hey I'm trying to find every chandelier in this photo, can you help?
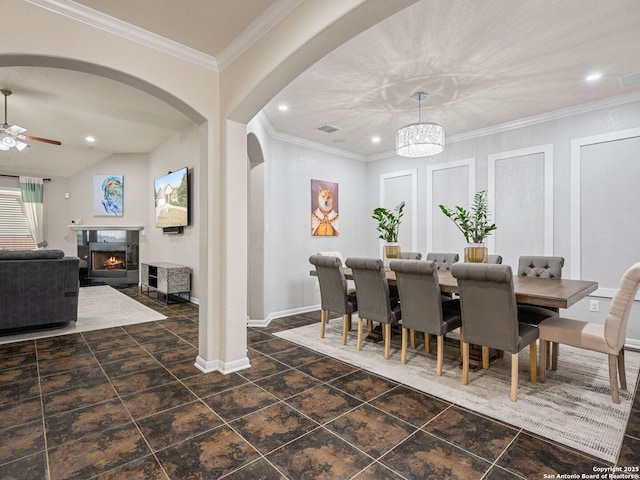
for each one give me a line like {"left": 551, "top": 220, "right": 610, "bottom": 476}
{"left": 396, "top": 92, "right": 444, "bottom": 157}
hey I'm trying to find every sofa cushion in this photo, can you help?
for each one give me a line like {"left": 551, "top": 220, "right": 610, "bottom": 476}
{"left": 0, "top": 249, "right": 65, "bottom": 260}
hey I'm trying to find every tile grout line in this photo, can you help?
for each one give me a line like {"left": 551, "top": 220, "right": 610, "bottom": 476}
{"left": 34, "top": 339, "right": 52, "bottom": 480}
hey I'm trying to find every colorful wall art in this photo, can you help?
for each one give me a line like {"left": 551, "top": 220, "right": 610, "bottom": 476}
{"left": 93, "top": 175, "right": 123, "bottom": 216}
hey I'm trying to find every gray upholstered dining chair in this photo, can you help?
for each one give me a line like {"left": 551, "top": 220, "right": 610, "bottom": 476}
{"left": 518, "top": 256, "right": 564, "bottom": 279}
{"left": 317, "top": 251, "right": 355, "bottom": 291}
{"left": 486, "top": 254, "right": 503, "bottom": 264}
{"left": 517, "top": 255, "right": 566, "bottom": 364}
{"left": 390, "top": 259, "right": 462, "bottom": 375}
{"left": 345, "top": 257, "right": 402, "bottom": 360}
{"left": 317, "top": 250, "right": 345, "bottom": 266}
{"left": 426, "top": 252, "right": 459, "bottom": 270}
{"left": 309, "top": 254, "right": 357, "bottom": 345}
{"left": 451, "top": 263, "right": 550, "bottom": 401}
{"left": 538, "top": 262, "right": 640, "bottom": 404}
{"left": 399, "top": 251, "right": 423, "bottom": 260}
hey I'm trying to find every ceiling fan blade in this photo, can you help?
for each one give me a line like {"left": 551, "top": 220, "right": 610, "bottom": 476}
{"left": 6, "top": 124, "right": 26, "bottom": 135}
{"left": 23, "top": 134, "right": 62, "bottom": 146}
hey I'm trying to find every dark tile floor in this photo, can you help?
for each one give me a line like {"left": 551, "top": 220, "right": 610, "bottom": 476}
{"left": 0, "top": 286, "right": 639, "bottom": 479}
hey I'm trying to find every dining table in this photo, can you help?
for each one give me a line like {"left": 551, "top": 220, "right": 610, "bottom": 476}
{"left": 311, "top": 267, "right": 598, "bottom": 309}
{"left": 311, "top": 265, "right": 599, "bottom": 368}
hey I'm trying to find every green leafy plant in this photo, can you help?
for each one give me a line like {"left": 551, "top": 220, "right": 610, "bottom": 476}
{"left": 372, "top": 201, "right": 405, "bottom": 243}
{"left": 439, "top": 190, "right": 496, "bottom": 244}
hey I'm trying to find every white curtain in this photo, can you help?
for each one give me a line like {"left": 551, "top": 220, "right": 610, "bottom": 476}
{"left": 19, "top": 176, "right": 45, "bottom": 248}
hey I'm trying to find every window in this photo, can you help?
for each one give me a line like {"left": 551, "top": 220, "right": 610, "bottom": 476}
{"left": 0, "top": 187, "right": 36, "bottom": 250}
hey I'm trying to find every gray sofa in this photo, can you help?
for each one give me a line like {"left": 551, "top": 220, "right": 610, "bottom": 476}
{"left": 0, "top": 249, "right": 80, "bottom": 332}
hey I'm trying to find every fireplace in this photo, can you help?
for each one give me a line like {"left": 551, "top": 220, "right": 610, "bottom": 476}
{"left": 75, "top": 227, "right": 140, "bottom": 286}
{"left": 91, "top": 250, "right": 126, "bottom": 271}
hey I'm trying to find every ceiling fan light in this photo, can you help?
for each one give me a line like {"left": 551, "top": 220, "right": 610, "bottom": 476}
{"left": 15, "top": 140, "right": 28, "bottom": 151}
{"left": 2, "top": 135, "right": 16, "bottom": 148}
{"left": 396, "top": 122, "right": 445, "bottom": 157}
{"left": 0, "top": 141, "right": 8, "bottom": 151}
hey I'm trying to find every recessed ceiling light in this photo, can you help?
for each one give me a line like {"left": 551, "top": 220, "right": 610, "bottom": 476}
{"left": 86, "top": 136, "right": 95, "bottom": 142}
{"left": 586, "top": 72, "right": 602, "bottom": 82}
{"left": 278, "top": 104, "right": 288, "bottom": 111}
{"left": 372, "top": 136, "right": 381, "bottom": 143}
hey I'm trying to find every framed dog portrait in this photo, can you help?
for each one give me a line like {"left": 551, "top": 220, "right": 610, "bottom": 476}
{"left": 311, "top": 179, "right": 339, "bottom": 236}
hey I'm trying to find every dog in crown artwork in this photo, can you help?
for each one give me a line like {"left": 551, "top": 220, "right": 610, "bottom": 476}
{"left": 311, "top": 181, "right": 339, "bottom": 236}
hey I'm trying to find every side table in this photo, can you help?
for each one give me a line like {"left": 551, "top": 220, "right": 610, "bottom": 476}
{"left": 140, "top": 262, "right": 191, "bottom": 303}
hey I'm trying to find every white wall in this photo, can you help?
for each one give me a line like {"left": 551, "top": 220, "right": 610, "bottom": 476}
{"left": 248, "top": 118, "right": 370, "bottom": 321}
{"left": 364, "top": 98, "right": 640, "bottom": 345}
{"left": 42, "top": 153, "right": 150, "bottom": 259}
{"left": 147, "top": 124, "right": 201, "bottom": 301}
{"left": 30, "top": 124, "right": 201, "bottom": 300}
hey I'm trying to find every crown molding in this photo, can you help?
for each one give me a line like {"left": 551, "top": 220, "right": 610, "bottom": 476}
{"left": 255, "top": 111, "right": 366, "bottom": 161}
{"left": 370, "top": 91, "right": 640, "bottom": 161}
{"left": 25, "top": 0, "right": 219, "bottom": 71}
{"left": 26, "top": 0, "right": 304, "bottom": 73}
{"left": 216, "top": 0, "right": 305, "bottom": 70}
{"left": 445, "top": 90, "right": 640, "bottom": 145}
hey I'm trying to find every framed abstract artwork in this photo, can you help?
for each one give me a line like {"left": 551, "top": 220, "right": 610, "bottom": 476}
{"left": 311, "top": 179, "right": 339, "bottom": 236}
{"left": 93, "top": 175, "right": 123, "bottom": 216}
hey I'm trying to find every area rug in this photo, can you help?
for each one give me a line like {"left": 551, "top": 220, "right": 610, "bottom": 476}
{"left": 0, "top": 286, "right": 167, "bottom": 344}
{"left": 276, "top": 321, "right": 640, "bottom": 463}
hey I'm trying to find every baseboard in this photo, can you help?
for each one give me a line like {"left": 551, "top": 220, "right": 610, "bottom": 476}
{"left": 626, "top": 338, "right": 640, "bottom": 352}
{"left": 194, "top": 355, "right": 251, "bottom": 374}
{"left": 247, "top": 304, "right": 320, "bottom": 327}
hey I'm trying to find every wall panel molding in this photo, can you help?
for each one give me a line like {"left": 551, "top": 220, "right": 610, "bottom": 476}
{"left": 426, "top": 158, "right": 476, "bottom": 253}
{"left": 380, "top": 169, "right": 418, "bottom": 255}
{"left": 570, "top": 127, "right": 640, "bottom": 296}
{"left": 487, "top": 145, "right": 553, "bottom": 260}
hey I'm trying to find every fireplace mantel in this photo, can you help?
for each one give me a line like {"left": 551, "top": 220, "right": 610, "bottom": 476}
{"left": 68, "top": 225, "right": 144, "bottom": 231}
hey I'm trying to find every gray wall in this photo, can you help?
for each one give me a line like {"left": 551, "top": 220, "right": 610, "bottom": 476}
{"left": 255, "top": 97, "right": 640, "bottom": 345}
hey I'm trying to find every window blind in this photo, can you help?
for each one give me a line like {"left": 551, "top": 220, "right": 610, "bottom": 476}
{"left": 0, "top": 187, "right": 36, "bottom": 250}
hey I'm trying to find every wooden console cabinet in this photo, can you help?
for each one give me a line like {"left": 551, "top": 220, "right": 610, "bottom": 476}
{"left": 140, "top": 262, "right": 191, "bottom": 303}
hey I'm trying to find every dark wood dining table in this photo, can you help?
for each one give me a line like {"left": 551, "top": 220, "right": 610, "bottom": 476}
{"left": 312, "top": 267, "right": 598, "bottom": 309}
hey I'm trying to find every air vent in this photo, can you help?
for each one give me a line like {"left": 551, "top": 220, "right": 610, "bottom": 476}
{"left": 619, "top": 72, "right": 640, "bottom": 89}
{"left": 318, "top": 125, "right": 340, "bottom": 133}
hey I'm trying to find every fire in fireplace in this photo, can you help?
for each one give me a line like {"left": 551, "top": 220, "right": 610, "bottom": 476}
{"left": 92, "top": 251, "right": 126, "bottom": 271}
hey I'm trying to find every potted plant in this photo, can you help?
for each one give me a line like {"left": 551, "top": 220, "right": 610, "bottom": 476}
{"left": 439, "top": 190, "right": 496, "bottom": 263}
{"left": 372, "top": 201, "right": 405, "bottom": 262}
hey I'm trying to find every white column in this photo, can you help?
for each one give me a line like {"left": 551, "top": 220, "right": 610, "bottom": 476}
{"left": 195, "top": 119, "right": 249, "bottom": 373}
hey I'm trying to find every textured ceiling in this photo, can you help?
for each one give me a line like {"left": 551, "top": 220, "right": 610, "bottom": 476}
{"left": 262, "top": 0, "right": 640, "bottom": 157}
{"left": 2, "top": 0, "right": 640, "bottom": 177}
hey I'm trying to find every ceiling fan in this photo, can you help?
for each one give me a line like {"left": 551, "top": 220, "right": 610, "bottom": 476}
{"left": 0, "top": 89, "right": 62, "bottom": 151}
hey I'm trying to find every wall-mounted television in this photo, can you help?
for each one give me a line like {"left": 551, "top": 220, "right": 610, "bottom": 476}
{"left": 154, "top": 167, "right": 189, "bottom": 232}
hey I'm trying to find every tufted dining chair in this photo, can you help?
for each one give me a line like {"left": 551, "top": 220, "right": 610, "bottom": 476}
{"left": 345, "top": 257, "right": 402, "bottom": 360}
{"left": 517, "top": 255, "right": 566, "bottom": 364}
{"left": 426, "top": 252, "right": 460, "bottom": 270}
{"left": 452, "top": 263, "right": 551, "bottom": 401}
{"left": 309, "top": 254, "right": 357, "bottom": 345}
{"left": 538, "top": 262, "right": 640, "bottom": 404}
{"left": 399, "top": 251, "right": 423, "bottom": 260}
{"left": 518, "top": 256, "right": 564, "bottom": 279}
{"left": 390, "top": 260, "right": 461, "bottom": 375}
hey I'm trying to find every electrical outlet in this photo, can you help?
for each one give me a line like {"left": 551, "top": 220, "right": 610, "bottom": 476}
{"left": 589, "top": 300, "right": 599, "bottom": 312}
